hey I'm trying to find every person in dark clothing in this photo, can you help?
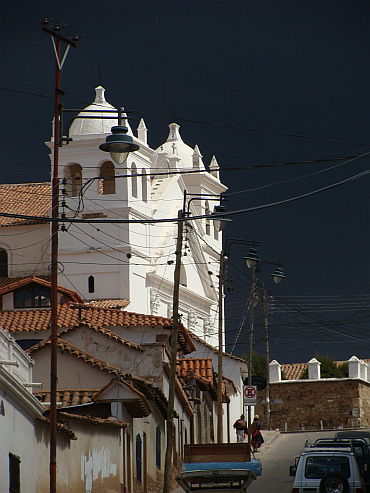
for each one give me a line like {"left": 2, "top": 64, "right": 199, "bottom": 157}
{"left": 248, "top": 415, "right": 263, "bottom": 452}
{"left": 233, "top": 414, "right": 247, "bottom": 443}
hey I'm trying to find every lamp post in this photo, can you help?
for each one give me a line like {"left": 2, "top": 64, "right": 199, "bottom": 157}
{"left": 244, "top": 247, "right": 285, "bottom": 431}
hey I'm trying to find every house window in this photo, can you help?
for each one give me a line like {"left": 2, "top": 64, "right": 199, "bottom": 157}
{"left": 141, "top": 169, "right": 147, "bottom": 203}
{"left": 9, "top": 453, "right": 21, "bottom": 493}
{"left": 99, "top": 161, "right": 116, "bottom": 195}
{"left": 156, "top": 426, "right": 161, "bottom": 469}
{"left": 136, "top": 434, "right": 142, "bottom": 483}
{"left": 131, "top": 163, "right": 138, "bottom": 198}
{"left": 14, "top": 283, "right": 51, "bottom": 308}
{"left": 0, "top": 248, "right": 8, "bottom": 277}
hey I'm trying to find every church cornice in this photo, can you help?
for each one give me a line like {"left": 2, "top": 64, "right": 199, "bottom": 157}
{"left": 147, "top": 272, "right": 216, "bottom": 307}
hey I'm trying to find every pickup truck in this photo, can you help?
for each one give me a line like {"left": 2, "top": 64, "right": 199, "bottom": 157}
{"left": 290, "top": 447, "right": 365, "bottom": 493}
{"left": 176, "top": 443, "right": 262, "bottom": 493}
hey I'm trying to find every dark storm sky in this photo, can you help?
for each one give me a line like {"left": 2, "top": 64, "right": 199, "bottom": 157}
{"left": 1, "top": 0, "right": 369, "bottom": 363}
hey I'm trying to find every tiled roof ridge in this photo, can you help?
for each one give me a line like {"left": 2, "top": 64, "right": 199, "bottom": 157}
{"left": 27, "top": 338, "right": 126, "bottom": 376}
{"left": 58, "top": 324, "right": 143, "bottom": 351}
{"left": 36, "top": 416, "right": 77, "bottom": 440}
{"left": 0, "top": 277, "right": 83, "bottom": 301}
{"left": 0, "top": 181, "right": 50, "bottom": 188}
{"left": 188, "top": 330, "right": 247, "bottom": 363}
{"left": 57, "top": 411, "right": 128, "bottom": 428}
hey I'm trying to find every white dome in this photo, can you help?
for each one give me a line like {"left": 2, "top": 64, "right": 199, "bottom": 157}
{"left": 153, "top": 123, "right": 194, "bottom": 167}
{"left": 69, "top": 86, "right": 133, "bottom": 137}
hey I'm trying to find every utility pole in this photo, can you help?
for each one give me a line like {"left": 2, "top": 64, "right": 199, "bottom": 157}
{"left": 217, "top": 252, "right": 224, "bottom": 443}
{"left": 42, "top": 25, "right": 76, "bottom": 493}
{"left": 247, "top": 266, "right": 257, "bottom": 428}
{"left": 261, "top": 287, "right": 271, "bottom": 430}
{"left": 163, "top": 209, "right": 184, "bottom": 493}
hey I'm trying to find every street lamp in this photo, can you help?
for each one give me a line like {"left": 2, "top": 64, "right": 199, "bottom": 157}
{"left": 244, "top": 247, "right": 285, "bottom": 431}
{"left": 99, "top": 111, "right": 139, "bottom": 165}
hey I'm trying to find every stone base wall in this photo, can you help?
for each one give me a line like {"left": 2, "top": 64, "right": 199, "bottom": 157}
{"left": 132, "top": 463, "right": 181, "bottom": 493}
{"left": 256, "top": 379, "right": 370, "bottom": 431}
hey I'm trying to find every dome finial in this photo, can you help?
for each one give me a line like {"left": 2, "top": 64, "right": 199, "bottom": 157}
{"left": 166, "top": 123, "right": 183, "bottom": 143}
{"left": 94, "top": 86, "right": 106, "bottom": 104}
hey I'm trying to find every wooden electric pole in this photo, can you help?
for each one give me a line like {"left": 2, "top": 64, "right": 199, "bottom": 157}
{"left": 163, "top": 210, "right": 184, "bottom": 493}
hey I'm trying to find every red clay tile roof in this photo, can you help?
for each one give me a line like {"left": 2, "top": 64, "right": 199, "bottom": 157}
{"left": 0, "top": 182, "right": 51, "bottom": 227}
{"left": 176, "top": 358, "right": 230, "bottom": 401}
{"left": 0, "top": 276, "right": 50, "bottom": 289}
{"left": 57, "top": 411, "right": 128, "bottom": 429}
{"left": 36, "top": 416, "right": 78, "bottom": 440}
{"left": 177, "top": 358, "right": 214, "bottom": 386}
{"left": 35, "top": 389, "right": 97, "bottom": 408}
{"left": 1, "top": 302, "right": 195, "bottom": 353}
{"left": 0, "top": 277, "right": 83, "bottom": 303}
{"left": 281, "top": 362, "right": 307, "bottom": 380}
{"left": 87, "top": 299, "right": 130, "bottom": 309}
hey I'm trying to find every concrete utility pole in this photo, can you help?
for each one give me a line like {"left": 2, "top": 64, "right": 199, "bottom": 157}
{"left": 163, "top": 210, "right": 184, "bottom": 493}
{"left": 217, "top": 252, "right": 224, "bottom": 443}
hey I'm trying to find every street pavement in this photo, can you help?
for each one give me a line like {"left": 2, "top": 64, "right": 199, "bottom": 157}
{"left": 249, "top": 430, "right": 336, "bottom": 493}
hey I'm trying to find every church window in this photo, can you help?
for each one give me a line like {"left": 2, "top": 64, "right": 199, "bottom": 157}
{"left": 99, "top": 161, "right": 116, "bottom": 195}
{"left": 141, "top": 169, "right": 147, "bottom": 202}
{"left": 0, "top": 248, "right": 8, "bottom": 277}
{"left": 14, "top": 282, "right": 51, "bottom": 308}
{"left": 88, "top": 275, "right": 95, "bottom": 293}
{"left": 131, "top": 163, "right": 138, "bottom": 198}
{"left": 68, "top": 163, "right": 82, "bottom": 197}
{"left": 205, "top": 201, "right": 211, "bottom": 236}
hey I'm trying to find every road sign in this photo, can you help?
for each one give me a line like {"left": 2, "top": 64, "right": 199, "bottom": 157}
{"left": 243, "top": 385, "right": 257, "bottom": 406}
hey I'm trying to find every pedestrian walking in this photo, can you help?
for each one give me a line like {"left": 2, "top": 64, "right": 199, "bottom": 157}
{"left": 248, "top": 415, "right": 264, "bottom": 452}
{"left": 233, "top": 414, "right": 247, "bottom": 443}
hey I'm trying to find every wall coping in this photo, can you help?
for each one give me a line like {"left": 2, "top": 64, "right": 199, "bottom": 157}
{"left": 270, "top": 377, "right": 370, "bottom": 385}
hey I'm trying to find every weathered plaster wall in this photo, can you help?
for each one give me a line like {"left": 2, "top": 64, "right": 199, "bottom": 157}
{"left": 35, "top": 420, "right": 122, "bottom": 493}
{"left": 256, "top": 379, "right": 370, "bottom": 431}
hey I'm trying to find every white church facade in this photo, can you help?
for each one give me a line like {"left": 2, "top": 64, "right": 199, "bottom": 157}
{"left": 50, "top": 86, "right": 227, "bottom": 347}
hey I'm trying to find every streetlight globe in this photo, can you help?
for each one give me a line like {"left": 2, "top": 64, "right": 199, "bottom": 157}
{"left": 211, "top": 204, "right": 231, "bottom": 232}
{"left": 99, "top": 125, "right": 139, "bottom": 165}
{"left": 271, "top": 266, "right": 285, "bottom": 284}
{"left": 244, "top": 248, "right": 259, "bottom": 269}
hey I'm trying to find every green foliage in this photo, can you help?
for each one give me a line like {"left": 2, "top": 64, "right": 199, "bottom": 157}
{"left": 299, "top": 353, "right": 348, "bottom": 379}
{"left": 240, "top": 351, "right": 267, "bottom": 378}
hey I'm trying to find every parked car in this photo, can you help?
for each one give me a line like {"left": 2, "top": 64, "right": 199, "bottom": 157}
{"left": 290, "top": 447, "right": 365, "bottom": 493}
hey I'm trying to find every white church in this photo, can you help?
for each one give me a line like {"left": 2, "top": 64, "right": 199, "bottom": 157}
{"left": 53, "top": 86, "right": 228, "bottom": 346}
